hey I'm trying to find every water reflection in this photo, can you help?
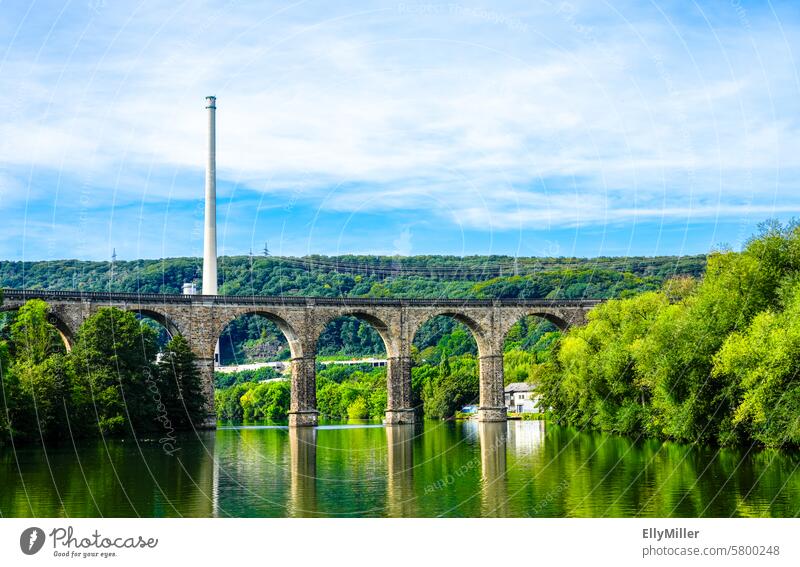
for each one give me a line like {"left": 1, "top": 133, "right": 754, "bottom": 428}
{"left": 386, "top": 425, "right": 416, "bottom": 517}
{"left": 2, "top": 421, "right": 798, "bottom": 518}
{"left": 0, "top": 433, "right": 217, "bottom": 517}
{"left": 507, "top": 419, "right": 545, "bottom": 454}
{"left": 288, "top": 427, "right": 317, "bottom": 517}
{"left": 478, "top": 422, "right": 508, "bottom": 517}
{"left": 182, "top": 434, "right": 216, "bottom": 518}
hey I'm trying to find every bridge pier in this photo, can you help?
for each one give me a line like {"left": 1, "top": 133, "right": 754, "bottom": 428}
{"left": 478, "top": 353, "right": 507, "bottom": 422}
{"left": 385, "top": 355, "right": 416, "bottom": 424}
{"left": 196, "top": 356, "right": 218, "bottom": 428}
{"left": 288, "top": 355, "right": 319, "bottom": 427}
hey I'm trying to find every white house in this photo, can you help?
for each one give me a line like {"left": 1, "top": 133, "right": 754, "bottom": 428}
{"left": 504, "top": 382, "right": 542, "bottom": 413}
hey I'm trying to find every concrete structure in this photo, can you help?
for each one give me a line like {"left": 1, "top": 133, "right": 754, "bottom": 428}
{"left": 320, "top": 357, "right": 387, "bottom": 368}
{"left": 202, "top": 95, "right": 218, "bottom": 296}
{"left": 216, "top": 361, "right": 289, "bottom": 373}
{"left": 504, "top": 382, "right": 541, "bottom": 413}
{"left": 1, "top": 289, "right": 599, "bottom": 427}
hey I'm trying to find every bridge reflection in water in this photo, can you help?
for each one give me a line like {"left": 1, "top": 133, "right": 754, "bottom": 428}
{"left": 478, "top": 422, "right": 509, "bottom": 517}
{"left": 0, "top": 421, "right": 550, "bottom": 517}
{"left": 278, "top": 421, "right": 544, "bottom": 517}
{"left": 3, "top": 420, "right": 799, "bottom": 517}
{"left": 386, "top": 425, "right": 416, "bottom": 517}
{"left": 288, "top": 427, "right": 317, "bottom": 517}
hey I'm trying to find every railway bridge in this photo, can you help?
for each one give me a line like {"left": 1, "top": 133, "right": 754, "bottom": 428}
{"left": 1, "top": 289, "right": 600, "bottom": 427}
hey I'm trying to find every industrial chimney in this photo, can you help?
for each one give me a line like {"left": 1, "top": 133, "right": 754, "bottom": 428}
{"left": 202, "top": 95, "right": 218, "bottom": 295}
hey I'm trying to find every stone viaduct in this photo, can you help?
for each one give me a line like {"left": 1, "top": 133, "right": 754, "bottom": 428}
{"left": 1, "top": 289, "right": 600, "bottom": 427}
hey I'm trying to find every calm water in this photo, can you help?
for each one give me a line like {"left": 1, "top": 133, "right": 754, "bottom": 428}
{"left": 2, "top": 421, "right": 799, "bottom": 517}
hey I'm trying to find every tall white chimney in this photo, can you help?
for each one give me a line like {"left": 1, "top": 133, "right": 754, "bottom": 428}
{"left": 202, "top": 95, "right": 218, "bottom": 295}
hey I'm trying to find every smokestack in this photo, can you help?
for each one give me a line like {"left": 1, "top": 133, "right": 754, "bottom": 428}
{"left": 202, "top": 95, "right": 218, "bottom": 295}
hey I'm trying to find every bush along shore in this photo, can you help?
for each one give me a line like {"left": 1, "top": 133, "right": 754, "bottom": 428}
{"left": 537, "top": 220, "right": 800, "bottom": 448}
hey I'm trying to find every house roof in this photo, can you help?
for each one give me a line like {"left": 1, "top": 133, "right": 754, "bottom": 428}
{"left": 504, "top": 382, "right": 534, "bottom": 393}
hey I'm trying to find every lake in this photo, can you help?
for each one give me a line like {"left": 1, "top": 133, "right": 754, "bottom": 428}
{"left": 2, "top": 420, "right": 798, "bottom": 517}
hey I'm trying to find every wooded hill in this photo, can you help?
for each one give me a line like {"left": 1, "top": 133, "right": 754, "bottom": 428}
{"left": 0, "top": 254, "right": 705, "bottom": 299}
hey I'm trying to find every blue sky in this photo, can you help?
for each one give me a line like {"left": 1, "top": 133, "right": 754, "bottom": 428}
{"left": 1, "top": 0, "right": 798, "bottom": 261}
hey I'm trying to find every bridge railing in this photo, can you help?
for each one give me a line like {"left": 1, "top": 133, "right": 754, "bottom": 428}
{"left": 1, "top": 288, "right": 603, "bottom": 308}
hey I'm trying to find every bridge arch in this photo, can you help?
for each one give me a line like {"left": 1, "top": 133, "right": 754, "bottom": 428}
{"left": 315, "top": 310, "right": 398, "bottom": 358}
{"left": 215, "top": 310, "right": 303, "bottom": 360}
{"left": 211, "top": 309, "right": 311, "bottom": 427}
{"left": 314, "top": 312, "right": 393, "bottom": 421}
{"left": 129, "top": 308, "right": 183, "bottom": 340}
{"left": 47, "top": 313, "right": 75, "bottom": 352}
{"left": 409, "top": 310, "right": 506, "bottom": 422}
{"left": 529, "top": 312, "right": 568, "bottom": 331}
{"left": 408, "top": 310, "right": 490, "bottom": 357}
{"left": 408, "top": 312, "right": 486, "bottom": 420}
{"left": 1, "top": 304, "right": 75, "bottom": 352}
{"left": 500, "top": 314, "right": 561, "bottom": 400}
{"left": 501, "top": 313, "right": 563, "bottom": 350}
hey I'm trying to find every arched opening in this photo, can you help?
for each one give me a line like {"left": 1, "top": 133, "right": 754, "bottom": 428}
{"left": 46, "top": 314, "right": 74, "bottom": 352}
{"left": 535, "top": 313, "right": 569, "bottom": 331}
{"left": 0, "top": 307, "right": 71, "bottom": 354}
{"left": 218, "top": 313, "right": 292, "bottom": 367}
{"left": 502, "top": 315, "right": 561, "bottom": 416}
{"left": 411, "top": 315, "right": 481, "bottom": 420}
{"left": 315, "top": 314, "right": 389, "bottom": 422}
{"left": 214, "top": 312, "right": 295, "bottom": 423}
{"left": 133, "top": 310, "right": 177, "bottom": 351}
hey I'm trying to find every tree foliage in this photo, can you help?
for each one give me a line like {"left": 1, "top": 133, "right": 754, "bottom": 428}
{"left": 158, "top": 335, "right": 206, "bottom": 429}
{"left": 538, "top": 220, "right": 800, "bottom": 447}
{"left": 0, "top": 301, "right": 206, "bottom": 445}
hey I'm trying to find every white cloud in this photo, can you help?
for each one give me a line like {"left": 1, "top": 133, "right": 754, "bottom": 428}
{"left": 0, "top": 0, "right": 798, "bottom": 234}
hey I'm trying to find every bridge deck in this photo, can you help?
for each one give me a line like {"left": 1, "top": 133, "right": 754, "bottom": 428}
{"left": 1, "top": 288, "right": 602, "bottom": 308}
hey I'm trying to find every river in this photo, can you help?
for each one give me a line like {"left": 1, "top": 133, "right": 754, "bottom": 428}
{"left": 2, "top": 421, "right": 798, "bottom": 517}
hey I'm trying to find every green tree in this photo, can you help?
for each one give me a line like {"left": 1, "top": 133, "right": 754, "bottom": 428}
{"left": 6, "top": 300, "right": 71, "bottom": 441}
{"left": 215, "top": 382, "right": 256, "bottom": 421}
{"left": 713, "top": 284, "right": 800, "bottom": 446}
{"left": 421, "top": 355, "right": 478, "bottom": 419}
{"left": 239, "top": 381, "right": 290, "bottom": 421}
{"left": 0, "top": 339, "right": 15, "bottom": 441}
{"left": 537, "top": 220, "right": 800, "bottom": 447}
{"left": 70, "top": 307, "right": 160, "bottom": 436}
{"left": 347, "top": 396, "right": 369, "bottom": 420}
{"left": 158, "top": 335, "right": 207, "bottom": 429}
{"left": 10, "top": 299, "right": 62, "bottom": 365}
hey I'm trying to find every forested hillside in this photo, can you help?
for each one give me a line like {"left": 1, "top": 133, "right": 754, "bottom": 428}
{"left": 0, "top": 253, "right": 705, "bottom": 299}
{"left": 2, "top": 254, "right": 707, "bottom": 367}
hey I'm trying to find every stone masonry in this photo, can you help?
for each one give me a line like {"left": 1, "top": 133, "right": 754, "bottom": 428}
{"left": 1, "top": 290, "right": 600, "bottom": 427}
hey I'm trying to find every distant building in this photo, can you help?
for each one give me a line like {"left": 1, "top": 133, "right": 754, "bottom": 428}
{"left": 182, "top": 282, "right": 198, "bottom": 295}
{"left": 319, "top": 358, "right": 387, "bottom": 368}
{"left": 215, "top": 361, "right": 289, "bottom": 374}
{"left": 504, "top": 382, "right": 542, "bottom": 413}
